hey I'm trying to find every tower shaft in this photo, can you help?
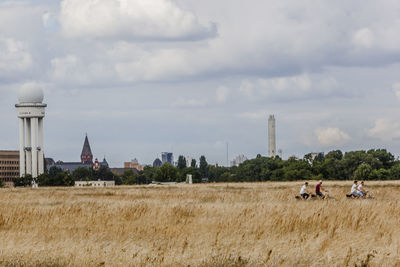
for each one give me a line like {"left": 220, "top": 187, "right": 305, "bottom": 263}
{"left": 268, "top": 115, "right": 276, "bottom": 157}
{"left": 16, "top": 103, "right": 46, "bottom": 180}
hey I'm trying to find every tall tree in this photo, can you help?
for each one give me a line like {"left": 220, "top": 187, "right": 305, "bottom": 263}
{"left": 199, "top": 156, "right": 208, "bottom": 178}
{"left": 191, "top": 159, "right": 197, "bottom": 168}
{"left": 177, "top": 155, "right": 187, "bottom": 169}
{"left": 353, "top": 163, "right": 372, "bottom": 180}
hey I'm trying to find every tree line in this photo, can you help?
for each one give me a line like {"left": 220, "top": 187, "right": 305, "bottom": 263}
{"left": 11, "top": 149, "right": 400, "bottom": 186}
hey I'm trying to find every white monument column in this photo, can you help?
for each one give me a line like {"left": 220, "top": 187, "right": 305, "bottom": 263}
{"left": 268, "top": 115, "right": 276, "bottom": 157}
{"left": 31, "top": 117, "right": 38, "bottom": 178}
{"left": 16, "top": 86, "right": 46, "bottom": 184}
{"left": 38, "top": 118, "right": 44, "bottom": 174}
{"left": 19, "top": 118, "right": 25, "bottom": 177}
{"left": 26, "top": 118, "right": 32, "bottom": 175}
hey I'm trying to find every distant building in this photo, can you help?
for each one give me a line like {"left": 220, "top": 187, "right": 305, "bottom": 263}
{"left": 186, "top": 157, "right": 193, "bottom": 167}
{"left": 46, "top": 135, "right": 108, "bottom": 173}
{"left": 161, "top": 152, "right": 173, "bottom": 165}
{"left": 310, "top": 152, "right": 324, "bottom": 162}
{"left": 0, "top": 150, "right": 20, "bottom": 187}
{"left": 268, "top": 115, "right": 276, "bottom": 157}
{"left": 278, "top": 149, "right": 283, "bottom": 158}
{"left": 81, "top": 135, "right": 93, "bottom": 164}
{"left": 230, "top": 154, "right": 248, "bottom": 167}
{"left": 153, "top": 158, "right": 162, "bottom": 167}
{"left": 124, "top": 158, "right": 143, "bottom": 171}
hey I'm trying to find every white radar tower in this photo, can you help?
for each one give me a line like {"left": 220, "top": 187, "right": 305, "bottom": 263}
{"left": 15, "top": 86, "right": 47, "bottom": 186}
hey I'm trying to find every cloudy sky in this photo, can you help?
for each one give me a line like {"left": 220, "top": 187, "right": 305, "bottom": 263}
{"left": 1, "top": 0, "right": 400, "bottom": 167}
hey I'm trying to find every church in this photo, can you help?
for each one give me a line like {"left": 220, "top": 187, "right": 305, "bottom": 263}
{"left": 45, "top": 135, "right": 108, "bottom": 173}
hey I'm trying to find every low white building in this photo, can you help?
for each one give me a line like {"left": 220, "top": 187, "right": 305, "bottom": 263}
{"left": 75, "top": 180, "right": 115, "bottom": 187}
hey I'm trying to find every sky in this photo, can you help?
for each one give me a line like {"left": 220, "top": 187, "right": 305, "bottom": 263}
{"left": 1, "top": 0, "right": 400, "bottom": 167}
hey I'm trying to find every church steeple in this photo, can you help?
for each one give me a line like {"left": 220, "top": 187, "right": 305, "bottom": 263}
{"left": 80, "top": 134, "right": 93, "bottom": 164}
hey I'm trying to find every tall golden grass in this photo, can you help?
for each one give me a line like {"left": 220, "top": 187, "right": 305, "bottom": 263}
{"left": 1, "top": 181, "right": 400, "bottom": 266}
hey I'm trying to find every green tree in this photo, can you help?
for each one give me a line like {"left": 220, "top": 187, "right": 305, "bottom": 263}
{"left": 92, "top": 166, "right": 114, "bottom": 181}
{"left": 37, "top": 173, "right": 51, "bottom": 186}
{"left": 13, "top": 174, "right": 33, "bottom": 187}
{"left": 38, "top": 171, "right": 74, "bottom": 186}
{"left": 0, "top": 180, "right": 4, "bottom": 188}
{"left": 282, "top": 157, "right": 312, "bottom": 181}
{"left": 199, "top": 156, "right": 208, "bottom": 178}
{"left": 208, "top": 165, "right": 231, "bottom": 182}
{"left": 320, "top": 158, "right": 346, "bottom": 180}
{"left": 325, "top": 150, "right": 343, "bottom": 161}
{"left": 367, "top": 149, "right": 395, "bottom": 169}
{"left": 353, "top": 163, "right": 372, "bottom": 180}
{"left": 369, "top": 168, "right": 390, "bottom": 180}
{"left": 137, "top": 166, "right": 157, "bottom": 184}
{"left": 191, "top": 159, "right": 197, "bottom": 168}
{"left": 49, "top": 166, "right": 63, "bottom": 177}
{"left": 390, "top": 164, "right": 400, "bottom": 179}
{"left": 154, "top": 163, "right": 178, "bottom": 182}
{"left": 235, "top": 156, "right": 283, "bottom": 182}
{"left": 72, "top": 167, "right": 92, "bottom": 181}
{"left": 343, "top": 151, "right": 382, "bottom": 178}
{"left": 114, "top": 175, "right": 123, "bottom": 185}
{"left": 179, "top": 167, "right": 201, "bottom": 183}
{"left": 177, "top": 155, "right": 187, "bottom": 169}
{"left": 121, "top": 170, "right": 137, "bottom": 185}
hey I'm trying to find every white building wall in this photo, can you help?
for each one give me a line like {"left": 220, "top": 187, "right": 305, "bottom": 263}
{"left": 75, "top": 181, "right": 115, "bottom": 187}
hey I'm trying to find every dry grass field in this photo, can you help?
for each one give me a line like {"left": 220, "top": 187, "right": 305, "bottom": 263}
{"left": 1, "top": 181, "right": 400, "bottom": 266}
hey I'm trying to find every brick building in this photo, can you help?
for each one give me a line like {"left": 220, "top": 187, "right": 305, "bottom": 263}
{"left": 0, "top": 150, "right": 20, "bottom": 186}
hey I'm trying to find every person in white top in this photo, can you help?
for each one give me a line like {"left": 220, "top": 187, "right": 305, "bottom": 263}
{"left": 351, "top": 180, "right": 361, "bottom": 198}
{"left": 300, "top": 182, "right": 310, "bottom": 199}
{"left": 357, "top": 181, "right": 368, "bottom": 197}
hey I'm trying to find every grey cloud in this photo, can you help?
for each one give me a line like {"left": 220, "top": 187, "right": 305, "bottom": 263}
{"left": 3, "top": 0, "right": 400, "bottom": 166}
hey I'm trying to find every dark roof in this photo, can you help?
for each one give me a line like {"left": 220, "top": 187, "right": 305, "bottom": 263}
{"left": 49, "top": 162, "right": 92, "bottom": 173}
{"left": 81, "top": 135, "right": 93, "bottom": 157}
{"left": 153, "top": 158, "right": 162, "bottom": 167}
{"left": 110, "top": 168, "right": 138, "bottom": 176}
{"left": 101, "top": 158, "right": 109, "bottom": 168}
{"left": 45, "top": 158, "right": 55, "bottom": 165}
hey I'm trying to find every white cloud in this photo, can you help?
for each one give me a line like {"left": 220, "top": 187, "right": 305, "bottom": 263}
{"left": 59, "top": 0, "right": 216, "bottom": 40}
{"left": 115, "top": 49, "right": 193, "bottom": 82}
{"left": 315, "top": 127, "right": 350, "bottom": 146}
{"left": 392, "top": 82, "right": 400, "bottom": 101}
{"left": 0, "top": 37, "right": 32, "bottom": 78}
{"left": 352, "top": 28, "right": 374, "bottom": 48}
{"left": 368, "top": 119, "right": 400, "bottom": 141}
{"left": 238, "top": 80, "right": 254, "bottom": 99}
{"left": 42, "top": 11, "right": 59, "bottom": 31}
{"left": 258, "top": 74, "right": 312, "bottom": 95}
{"left": 50, "top": 54, "right": 115, "bottom": 85}
{"left": 216, "top": 86, "right": 229, "bottom": 103}
{"left": 237, "top": 74, "right": 337, "bottom": 101}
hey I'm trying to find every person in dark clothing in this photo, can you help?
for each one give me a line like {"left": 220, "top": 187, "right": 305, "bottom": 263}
{"left": 315, "top": 180, "right": 325, "bottom": 199}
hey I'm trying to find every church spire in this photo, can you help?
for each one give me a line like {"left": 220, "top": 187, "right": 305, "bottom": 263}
{"left": 81, "top": 135, "right": 93, "bottom": 164}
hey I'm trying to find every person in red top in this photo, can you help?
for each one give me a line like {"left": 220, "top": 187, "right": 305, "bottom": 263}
{"left": 315, "top": 180, "right": 325, "bottom": 199}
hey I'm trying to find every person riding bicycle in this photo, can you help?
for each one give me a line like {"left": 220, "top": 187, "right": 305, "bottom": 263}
{"left": 357, "top": 181, "right": 368, "bottom": 197}
{"left": 316, "top": 180, "right": 326, "bottom": 199}
{"left": 350, "top": 181, "right": 361, "bottom": 198}
{"left": 300, "top": 182, "right": 310, "bottom": 199}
